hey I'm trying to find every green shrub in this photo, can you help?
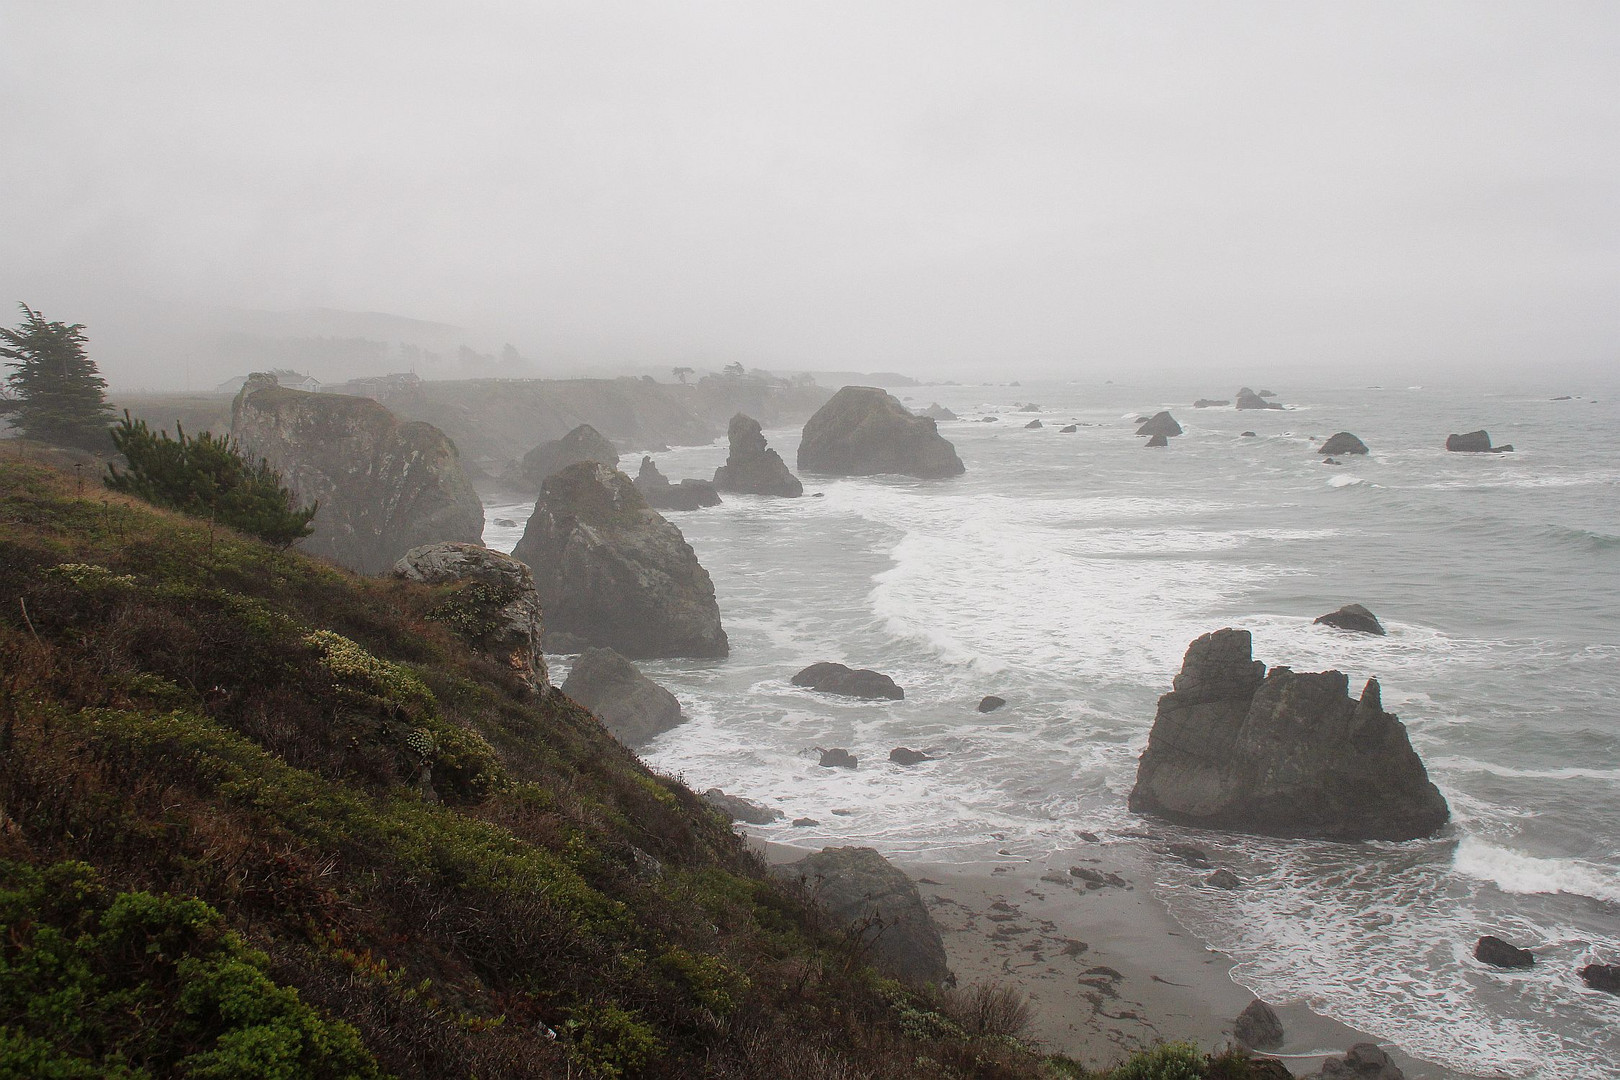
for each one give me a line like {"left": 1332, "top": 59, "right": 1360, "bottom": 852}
{"left": 565, "top": 1002, "right": 661, "bottom": 1079}
{"left": 1109, "top": 1041, "right": 1208, "bottom": 1080}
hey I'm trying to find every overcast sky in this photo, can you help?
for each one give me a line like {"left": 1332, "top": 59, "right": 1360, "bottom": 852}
{"left": 2, "top": 1, "right": 1616, "bottom": 387}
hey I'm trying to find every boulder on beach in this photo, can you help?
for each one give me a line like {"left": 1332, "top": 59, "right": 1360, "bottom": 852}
{"left": 978, "top": 695, "right": 1007, "bottom": 713}
{"left": 1144, "top": 433, "right": 1168, "bottom": 448}
{"left": 703, "top": 788, "right": 783, "bottom": 825}
{"left": 818, "top": 748, "right": 857, "bottom": 769}
{"left": 774, "top": 846, "right": 951, "bottom": 985}
{"left": 1318, "top": 432, "right": 1369, "bottom": 455}
{"left": 1234, "top": 998, "right": 1284, "bottom": 1049}
{"left": 1236, "top": 387, "right": 1284, "bottom": 411}
{"left": 921, "top": 403, "right": 958, "bottom": 421}
{"left": 394, "top": 542, "right": 548, "bottom": 690}
{"left": 1474, "top": 935, "right": 1534, "bottom": 969}
{"left": 519, "top": 423, "right": 619, "bottom": 490}
{"left": 561, "top": 647, "right": 684, "bottom": 747}
{"left": 1135, "top": 411, "right": 1182, "bottom": 438}
{"left": 1308, "top": 1043, "right": 1404, "bottom": 1079}
{"left": 798, "top": 386, "right": 965, "bottom": 478}
{"left": 1315, "top": 603, "right": 1387, "bottom": 636}
{"left": 1580, "top": 963, "right": 1620, "bottom": 993}
{"left": 1024, "top": 419, "right": 1043, "bottom": 429}
{"left": 1128, "top": 629, "right": 1449, "bottom": 841}
{"left": 1193, "top": 398, "right": 1231, "bottom": 408}
{"left": 511, "top": 461, "right": 727, "bottom": 658}
{"left": 1446, "top": 430, "right": 1514, "bottom": 453}
{"left": 889, "top": 747, "right": 932, "bottom": 766}
{"left": 634, "top": 456, "right": 722, "bottom": 510}
{"left": 712, "top": 413, "right": 803, "bottom": 497}
{"left": 792, "top": 662, "right": 904, "bottom": 700}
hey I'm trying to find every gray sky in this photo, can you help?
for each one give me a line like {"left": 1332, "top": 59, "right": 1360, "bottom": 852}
{"left": 2, "top": 1, "right": 1616, "bottom": 387}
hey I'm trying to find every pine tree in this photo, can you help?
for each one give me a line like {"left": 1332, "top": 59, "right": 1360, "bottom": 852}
{"left": 0, "top": 304, "right": 116, "bottom": 450}
{"left": 106, "top": 412, "right": 318, "bottom": 547}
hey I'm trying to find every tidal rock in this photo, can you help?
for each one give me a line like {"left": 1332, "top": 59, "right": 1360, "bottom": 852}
{"left": 1069, "top": 867, "right": 1126, "bottom": 888}
{"left": 520, "top": 423, "right": 619, "bottom": 490}
{"left": 1580, "top": 963, "right": 1620, "bottom": 993}
{"left": 1310, "top": 1043, "right": 1404, "bottom": 1079}
{"left": 1127, "top": 629, "right": 1449, "bottom": 841}
{"left": 980, "top": 416, "right": 999, "bottom": 422}
{"left": 634, "top": 456, "right": 722, "bottom": 510}
{"left": 798, "top": 386, "right": 965, "bottom": 478}
{"left": 1206, "top": 869, "right": 1242, "bottom": 889}
{"left": 511, "top": 461, "right": 727, "bottom": 658}
{"left": 711, "top": 413, "right": 803, "bottom": 496}
{"left": 793, "top": 817, "right": 821, "bottom": 827}
{"left": 394, "top": 542, "right": 547, "bottom": 689}
{"left": 1194, "top": 398, "right": 1231, "bottom": 408}
{"left": 1235, "top": 998, "right": 1284, "bottom": 1049}
{"left": 1145, "top": 433, "right": 1169, "bottom": 448}
{"left": 1059, "top": 424, "right": 1078, "bottom": 433}
{"left": 921, "top": 403, "right": 958, "bottom": 421}
{"left": 1241, "top": 431, "right": 1257, "bottom": 437}
{"left": 1315, "top": 604, "right": 1387, "bottom": 636}
{"left": 774, "top": 846, "right": 951, "bottom": 985}
{"left": 792, "top": 662, "right": 904, "bottom": 700}
{"left": 232, "top": 377, "right": 483, "bottom": 574}
{"left": 493, "top": 517, "right": 517, "bottom": 527}
{"left": 818, "top": 748, "right": 858, "bottom": 769}
{"left": 561, "top": 646, "right": 684, "bottom": 747}
{"left": 1446, "top": 430, "right": 1514, "bottom": 453}
{"left": 1474, "top": 935, "right": 1534, "bottom": 969}
{"left": 1018, "top": 403, "right": 1041, "bottom": 412}
{"left": 1319, "top": 432, "right": 1369, "bottom": 455}
{"left": 703, "top": 788, "right": 783, "bottom": 825}
{"left": 1135, "top": 411, "right": 1182, "bottom": 438}
{"left": 1236, "top": 387, "right": 1285, "bottom": 410}
{"left": 978, "top": 695, "right": 1007, "bottom": 713}
{"left": 889, "top": 747, "right": 932, "bottom": 766}
{"left": 1024, "top": 419, "right": 1043, "bottom": 429}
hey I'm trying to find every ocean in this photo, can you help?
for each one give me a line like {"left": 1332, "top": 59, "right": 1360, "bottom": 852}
{"left": 484, "top": 380, "right": 1620, "bottom": 1079}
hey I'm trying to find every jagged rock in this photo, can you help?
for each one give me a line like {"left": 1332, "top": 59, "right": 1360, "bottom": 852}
{"left": 818, "top": 748, "right": 858, "bottom": 769}
{"left": 232, "top": 378, "right": 483, "bottom": 574}
{"left": 792, "top": 662, "right": 904, "bottom": 700}
{"left": 1145, "top": 433, "right": 1169, "bottom": 448}
{"left": 634, "top": 456, "right": 722, "bottom": 510}
{"left": 793, "top": 817, "right": 820, "bottom": 827}
{"left": 712, "top": 413, "right": 802, "bottom": 496}
{"left": 978, "top": 695, "right": 1007, "bottom": 713}
{"left": 1128, "top": 629, "right": 1449, "bottom": 841}
{"left": 1474, "top": 935, "right": 1534, "bottom": 969}
{"left": 921, "top": 403, "right": 958, "bottom": 421}
{"left": 889, "top": 747, "right": 932, "bottom": 766}
{"left": 1581, "top": 963, "right": 1620, "bottom": 992}
{"left": 1059, "top": 424, "right": 1078, "bottom": 433}
{"left": 1135, "top": 411, "right": 1182, "bottom": 438}
{"left": 394, "top": 542, "right": 547, "bottom": 689}
{"left": 1446, "top": 430, "right": 1514, "bottom": 453}
{"left": 1024, "top": 419, "right": 1043, "bottom": 429}
{"left": 519, "top": 423, "right": 619, "bottom": 490}
{"left": 1206, "top": 869, "right": 1242, "bottom": 889}
{"left": 798, "top": 386, "right": 965, "bottom": 478}
{"left": 703, "top": 788, "right": 783, "bottom": 825}
{"left": 1235, "top": 999, "right": 1284, "bottom": 1049}
{"left": 511, "top": 461, "right": 727, "bottom": 658}
{"left": 1236, "top": 387, "right": 1285, "bottom": 410}
{"left": 1310, "top": 1043, "right": 1404, "bottom": 1079}
{"left": 561, "top": 647, "right": 684, "bottom": 746}
{"left": 1315, "top": 604, "right": 1387, "bottom": 636}
{"left": 774, "top": 846, "right": 951, "bottom": 985}
{"left": 1193, "top": 398, "right": 1231, "bottom": 408}
{"left": 1318, "top": 432, "right": 1369, "bottom": 455}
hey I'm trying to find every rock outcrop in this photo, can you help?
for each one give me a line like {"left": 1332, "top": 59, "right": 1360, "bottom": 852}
{"left": 1308, "top": 1043, "right": 1404, "bottom": 1079}
{"left": 634, "top": 456, "right": 722, "bottom": 510}
{"left": 1315, "top": 604, "right": 1386, "bottom": 636}
{"left": 561, "top": 647, "right": 684, "bottom": 746}
{"left": 519, "top": 424, "right": 619, "bottom": 490}
{"left": 511, "top": 461, "right": 727, "bottom": 658}
{"left": 1128, "top": 629, "right": 1449, "bottom": 841}
{"left": 1234, "top": 999, "right": 1284, "bottom": 1049}
{"left": 711, "top": 413, "right": 803, "bottom": 497}
{"left": 792, "top": 662, "right": 904, "bottom": 700}
{"left": 394, "top": 542, "right": 547, "bottom": 689}
{"left": 1236, "top": 387, "right": 1284, "bottom": 411}
{"left": 231, "top": 377, "right": 483, "bottom": 574}
{"left": 1135, "top": 411, "right": 1182, "bottom": 438}
{"left": 1446, "top": 430, "right": 1514, "bottom": 453}
{"left": 703, "top": 788, "right": 783, "bottom": 825}
{"left": 775, "top": 846, "right": 950, "bottom": 985}
{"left": 921, "top": 403, "right": 958, "bottom": 421}
{"left": 1580, "top": 963, "right": 1620, "bottom": 993}
{"left": 797, "top": 387, "right": 965, "bottom": 479}
{"left": 1474, "top": 935, "right": 1534, "bottom": 969}
{"left": 1318, "top": 432, "right": 1369, "bottom": 455}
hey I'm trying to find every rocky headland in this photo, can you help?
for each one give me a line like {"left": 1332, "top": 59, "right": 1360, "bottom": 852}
{"left": 798, "top": 386, "right": 965, "bottom": 478}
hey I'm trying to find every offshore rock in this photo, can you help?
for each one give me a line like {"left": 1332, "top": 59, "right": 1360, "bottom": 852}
{"left": 511, "top": 461, "right": 727, "bottom": 658}
{"left": 1128, "top": 629, "right": 1449, "bottom": 841}
{"left": 1446, "top": 430, "right": 1514, "bottom": 453}
{"left": 921, "top": 403, "right": 958, "bottom": 421}
{"left": 1144, "top": 433, "right": 1169, "bottom": 448}
{"left": 1194, "top": 398, "right": 1231, "bottom": 408}
{"left": 818, "top": 748, "right": 858, "bottom": 769}
{"left": 978, "top": 695, "right": 1007, "bottom": 713}
{"left": 1580, "top": 963, "right": 1620, "bottom": 993}
{"left": 520, "top": 423, "right": 619, "bottom": 489}
{"left": 1315, "top": 604, "right": 1386, "bottom": 636}
{"left": 775, "top": 846, "right": 951, "bottom": 985}
{"left": 1236, "top": 387, "right": 1285, "bottom": 410}
{"left": 1024, "top": 419, "right": 1043, "bottom": 429}
{"left": 232, "top": 378, "right": 483, "bottom": 574}
{"left": 798, "top": 386, "right": 964, "bottom": 478}
{"left": 889, "top": 747, "right": 932, "bottom": 766}
{"left": 634, "top": 456, "right": 722, "bottom": 511}
{"left": 792, "top": 662, "right": 904, "bottom": 700}
{"left": 712, "top": 413, "right": 802, "bottom": 496}
{"left": 703, "top": 788, "right": 783, "bottom": 825}
{"left": 1318, "top": 432, "right": 1369, "bottom": 455}
{"left": 1474, "top": 935, "right": 1534, "bottom": 969}
{"left": 1135, "top": 411, "right": 1182, "bottom": 438}
{"left": 561, "top": 646, "right": 684, "bottom": 747}
{"left": 1059, "top": 424, "right": 1078, "bottom": 433}
{"left": 394, "top": 542, "right": 547, "bottom": 689}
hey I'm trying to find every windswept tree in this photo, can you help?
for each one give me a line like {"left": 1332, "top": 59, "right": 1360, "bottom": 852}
{"left": 0, "top": 304, "right": 115, "bottom": 450}
{"left": 672, "top": 366, "right": 693, "bottom": 384}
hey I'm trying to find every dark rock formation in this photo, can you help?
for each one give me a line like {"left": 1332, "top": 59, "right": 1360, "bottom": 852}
{"left": 798, "top": 386, "right": 965, "bottom": 478}
{"left": 889, "top": 747, "right": 932, "bottom": 766}
{"left": 519, "top": 423, "right": 619, "bottom": 490}
{"left": 1315, "top": 604, "right": 1387, "bottom": 636}
{"left": 921, "top": 403, "right": 958, "bottom": 421}
{"left": 1318, "top": 432, "right": 1369, "bottom": 455}
{"left": 394, "top": 542, "right": 547, "bottom": 689}
{"left": 1309, "top": 1043, "right": 1404, "bottom": 1079}
{"left": 775, "top": 846, "right": 950, "bottom": 985}
{"left": 1235, "top": 999, "right": 1284, "bottom": 1049}
{"left": 703, "top": 788, "right": 783, "bottom": 825}
{"left": 1474, "top": 935, "right": 1534, "bottom": 969}
{"left": 1135, "top": 411, "right": 1182, "bottom": 438}
{"left": 1193, "top": 398, "right": 1231, "bottom": 408}
{"left": 818, "top": 748, "right": 857, "bottom": 769}
{"left": 1059, "top": 424, "right": 1078, "bottom": 433}
{"left": 793, "top": 817, "right": 820, "bottom": 827}
{"left": 1128, "top": 629, "right": 1449, "bottom": 841}
{"left": 561, "top": 647, "right": 684, "bottom": 747}
{"left": 1145, "top": 433, "right": 1169, "bottom": 448}
{"left": 1205, "top": 869, "right": 1242, "bottom": 889}
{"left": 712, "top": 413, "right": 803, "bottom": 496}
{"left": 634, "top": 456, "right": 722, "bottom": 511}
{"left": 792, "top": 662, "right": 904, "bottom": 700}
{"left": 231, "top": 378, "right": 483, "bottom": 574}
{"left": 1446, "top": 430, "right": 1514, "bottom": 453}
{"left": 978, "top": 695, "right": 1007, "bottom": 713}
{"left": 1069, "top": 867, "right": 1126, "bottom": 888}
{"left": 1236, "top": 387, "right": 1285, "bottom": 411}
{"left": 1024, "top": 419, "right": 1043, "bottom": 429}
{"left": 511, "top": 461, "right": 727, "bottom": 658}
{"left": 1580, "top": 963, "right": 1620, "bottom": 993}
{"left": 1241, "top": 431, "right": 1257, "bottom": 437}
{"left": 1324, "top": 457, "right": 1342, "bottom": 466}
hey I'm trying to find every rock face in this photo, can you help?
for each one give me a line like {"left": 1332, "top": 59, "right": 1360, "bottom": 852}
{"left": 634, "top": 456, "right": 722, "bottom": 510}
{"left": 231, "top": 378, "right": 484, "bottom": 574}
{"left": 561, "top": 646, "right": 684, "bottom": 747}
{"left": 711, "top": 413, "right": 803, "bottom": 497}
{"left": 1135, "top": 411, "right": 1182, "bottom": 438}
{"left": 1128, "top": 629, "right": 1449, "bottom": 841}
{"left": 1474, "top": 935, "right": 1534, "bottom": 969}
{"left": 394, "top": 542, "right": 547, "bottom": 689}
{"left": 921, "top": 403, "right": 957, "bottom": 421}
{"left": 797, "top": 386, "right": 965, "bottom": 479}
{"left": 703, "top": 788, "right": 783, "bottom": 825}
{"left": 511, "top": 461, "right": 727, "bottom": 658}
{"left": 776, "top": 847, "right": 950, "bottom": 985}
{"left": 1236, "top": 387, "right": 1285, "bottom": 410}
{"left": 1309, "top": 1043, "right": 1404, "bottom": 1079}
{"left": 1318, "top": 432, "right": 1369, "bottom": 455}
{"left": 1315, "top": 604, "right": 1387, "bottom": 636}
{"left": 520, "top": 424, "right": 619, "bottom": 489}
{"left": 791, "top": 662, "right": 904, "bottom": 700}
{"left": 1234, "top": 999, "right": 1284, "bottom": 1049}
{"left": 1446, "top": 430, "right": 1514, "bottom": 453}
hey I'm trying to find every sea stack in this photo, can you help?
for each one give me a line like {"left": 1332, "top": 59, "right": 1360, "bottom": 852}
{"left": 712, "top": 413, "right": 803, "bottom": 496}
{"left": 1135, "top": 411, "right": 1182, "bottom": 439}
{"left": 1128, "top": 629, "right": 1449, "bottom": 841}
{"left": 797, "top": 386, "right": 965, "bottom": 478}
{"left": 635, "top": 456, "right": 722, "bottom": 510}
{"left": 1446, "top": 430, "right": 1514, "bottom": 453}
{"left": 519, "top": 424, "right": 619, "bottom": 490}
{"left": 1318, "top": 432, "right": 1369, "bottom": 455}
{"left": 1235, "top": 387, "right": 1284, "bottom": 410}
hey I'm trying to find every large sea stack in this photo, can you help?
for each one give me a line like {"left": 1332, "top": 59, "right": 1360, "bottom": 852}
{"left": 1135, "top": 411, "right": 1182, "bottom": 438}
{"left": 394, "top": 542, "right": 548, "bottom": 690}
{"left": 1446, "top": 430, "right": 1514, "bottom": 453}
{"left": 231, "top": 375, "right": 483, "bottom": 574}
{"left": 1128, "top": 629, "right": 1449, "bottom": 841}
{"left": 712, "top": 413, "right": 803, "bottom": 496}
{"left": 511, "top": 461, "right": 727, "bottom": 658}
{"left": 519, "top": 423, "right": 619, "bottom": 490}
{"left": 797, "top": 386, "right": 965, "bottom": 478}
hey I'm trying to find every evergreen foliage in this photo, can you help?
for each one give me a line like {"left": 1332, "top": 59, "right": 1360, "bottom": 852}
{"left": 0, "top": 304, "right": 115, "bottom": 451}
{"left": 105, "top": 412, "right": 317, "bottom": 546}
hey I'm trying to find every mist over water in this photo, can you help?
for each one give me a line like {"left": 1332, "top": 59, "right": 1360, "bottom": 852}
{"left": 487, "top": 380, "right": 1620, "bottom": 1078}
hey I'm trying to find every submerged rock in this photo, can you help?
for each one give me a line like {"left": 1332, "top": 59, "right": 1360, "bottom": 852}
{"left": 561, "top": 647, "right": 684, "bottom": 747}
{"left": 634, "top": 456, "right": 722, "bottom": 510}
{"left": 703, "top": 788, "right": 783, "bottom": 825}
{"left": 394, "top": 542, "right": 547, "bottom": 689}
{"left": 978, "top": 695, "right": 1007, "bottom": 713}
{"left": 798, "top": 386, "right": 965, "bottom": 478}
{"left": 1194, "top": 398, "right": 1231, "bottom": 408}
{"left": 1234, "top": 998, "right": 1284, "bottom": 1049}
{"left": 519, "top": 423, "right": 619, "bottom": 490}
{"left": 1318, "top": 432, "right": 1369, "bottom": 455}
{"left": 1315, "top": 603, "right": 1386, "bottom": 636}
{"left": 1059, "top": 424, "right": 1078, "bottom": 433}
{"left": 1236, "top": 387, "right": 1285, "bottom": 411}
{"left": 511, "top": 461, "right": 727, "bottom": 658}
{"left": 792, "top": 662, "right": 904, "bottom": 700}
{"left": 889, "top": 747, "right": 932, "bottom": 766}
{"left": 712, "top": 413, "right": 803, "bottom": 496}
{"left": 1024, "top": 419, "right": 1043, "bottom": 429}
{"left": 1241, "top": 431, "right": 1257, "bottom": 437}
{"left": 1135, "top": 411, "right": 1182, "bottom": 438}
{"left": 1446, "top": 430, "right": 1514, "bottom": 453}
{"left": 1127, "top": 629, "right": 1449, "bottom": 841}
{"left": 1474, "top": 935, "right": 1534, "bottom": 969}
